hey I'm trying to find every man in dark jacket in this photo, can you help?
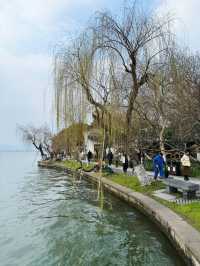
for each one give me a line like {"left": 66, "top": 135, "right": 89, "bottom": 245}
{"left": 87, "top": 150, "right": 93, "bottom": 163}
{"left": 107, "top": 149, "right": 113, "bottom": 166}
{"left": 122, "top": 154, "right": 129, "bottom": 173}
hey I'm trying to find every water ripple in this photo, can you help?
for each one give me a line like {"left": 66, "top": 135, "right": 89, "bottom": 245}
{"left": 0, "top": 152, "right": 185, "bottom": 266}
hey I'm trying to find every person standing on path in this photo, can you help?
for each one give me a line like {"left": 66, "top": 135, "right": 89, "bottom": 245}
{"left": 181, "top": 152, "right": 191, "bottom": 181}
{"left": 87, "top": 150, "right": 93, "bottom": 164}
{"left": 107, "top": 149, "right": 113, "bottom": 166}
{"left": 153, "top": 152, "right": 165, "bottom": 180}
{"left": 122, "top": 153, "right": 129, "bottom": 173}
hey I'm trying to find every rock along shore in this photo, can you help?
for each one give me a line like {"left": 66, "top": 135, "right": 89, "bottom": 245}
{"left": 38, "top": 160, "right": 200, "bottom": 266}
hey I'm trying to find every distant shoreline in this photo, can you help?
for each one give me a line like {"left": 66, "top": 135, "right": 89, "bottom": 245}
{"left": 0, "top": 150, "right": 35, "bottom": 152}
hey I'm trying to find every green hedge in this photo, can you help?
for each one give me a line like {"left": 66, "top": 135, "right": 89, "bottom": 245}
{"left": 144, "top": 160, "right": 154, "bottom": 171}
{"left": 191, "top": 162, "right": 200, "bottom": 177}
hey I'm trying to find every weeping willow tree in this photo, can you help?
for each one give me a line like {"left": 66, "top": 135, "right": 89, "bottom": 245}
{"left": 53, "top": 43, "right": 90, "bottom": 156}
{"left": 54, "top": 7, "right": 172, "bottom": 157}
{"left": 54, "top": 30, "right": 124, "bottom": 148}
{"left": 54, "top": 51, "right": 89, "bottom": 129}
{"left": 54, "top": 32, "right": 124, "bottom": 203}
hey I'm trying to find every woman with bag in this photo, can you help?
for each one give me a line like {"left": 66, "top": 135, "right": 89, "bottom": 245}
{"left": 181, "top": 152, "right": 191, "bottom": 181}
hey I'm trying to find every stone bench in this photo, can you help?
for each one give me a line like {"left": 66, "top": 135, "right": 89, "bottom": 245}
{"left": 164, "top": 179, "right": 199, "bottom": 200}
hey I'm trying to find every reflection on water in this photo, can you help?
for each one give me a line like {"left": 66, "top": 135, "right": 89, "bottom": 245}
{"left": 0, "top": 152, "right": 185, "bottom": 266}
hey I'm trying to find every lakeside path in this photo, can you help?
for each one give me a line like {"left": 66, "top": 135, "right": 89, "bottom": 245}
{"left": 38, "top": 160, "right": 200, "bottom": 266}
{"left": 111, "top": 165, "right": 200, "bottom": 184}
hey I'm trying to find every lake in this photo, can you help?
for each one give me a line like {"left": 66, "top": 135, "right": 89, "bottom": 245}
{"left": 0, "top": 152, "right": 185, "bottom": 266}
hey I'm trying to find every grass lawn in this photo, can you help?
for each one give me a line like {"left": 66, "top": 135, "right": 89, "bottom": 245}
{"left": 55, "top": 160, "right": 95, "bottom": 172}
{"left": 104, "top": 173, "right": 165, "bottom": 195}
{"left": 55, "top": 160, "right": 81, "bottom": 170}
{"left": 158, "top": 199, "right": 200, "bottom": 231}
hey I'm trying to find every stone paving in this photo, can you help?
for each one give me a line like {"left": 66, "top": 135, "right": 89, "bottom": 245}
{"left": 153, "top": 189, "right": 177, "bottom": 201}
{"left": 146, "top": 170, "right": 200, "bottom": 185}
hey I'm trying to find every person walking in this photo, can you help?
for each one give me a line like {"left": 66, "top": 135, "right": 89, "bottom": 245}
{"left": 107, "top": 149, "right": 113, "bottom": 166}
{"left": 153, "top": 152, "right": 165, "bottom": 180}
{"left": 87, "top": 150, "right": 93, "bottom": 164}
{"left": 181, "top": 152, "right": 191, "bottom": 181}
{"left": 122, "top": 153, "right": 129, "bottom": 173}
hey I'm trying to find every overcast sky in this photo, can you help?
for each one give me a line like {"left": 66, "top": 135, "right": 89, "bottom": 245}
{"left": 0, "top": 0, "right": 200, "bottom": 150}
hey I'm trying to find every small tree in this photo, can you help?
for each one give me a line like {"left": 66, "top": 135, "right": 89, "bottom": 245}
{"left": 18, "top": 125, "right": 52, "bottom": 158}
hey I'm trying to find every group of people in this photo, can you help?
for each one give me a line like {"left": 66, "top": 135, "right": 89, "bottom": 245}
{"left": 153, "top": 151, "right": 191, "bottom": 181}
{"left": 86, "top": 149, "right": 130, "bottom": 173}
{"left": 89, "top": 148, "right": 190, "bottom": 177}
{"left": 106, "top": 150, "right": 130, "bottom": 173}
{"left": 57, "top": 147, "right": 192, "bottom": 181}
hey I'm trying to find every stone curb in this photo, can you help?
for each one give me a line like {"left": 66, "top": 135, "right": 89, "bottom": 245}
{"left": 38, "top": 161, "right": 200, "bottom": 266}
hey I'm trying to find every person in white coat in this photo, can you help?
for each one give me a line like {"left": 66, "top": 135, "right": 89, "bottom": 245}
{"left": 181, "top": 152, "right": 191, "bottom": 181}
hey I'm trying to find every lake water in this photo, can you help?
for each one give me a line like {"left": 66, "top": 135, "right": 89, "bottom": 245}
{"left": 0, "top": 152, "right": 185, "bottom": 266}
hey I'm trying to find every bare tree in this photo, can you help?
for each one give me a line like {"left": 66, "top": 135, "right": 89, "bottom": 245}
{"left": 92, "top": 2, "right": 172, "bottom": 151}
{"left": 167, "top": 49, "right": 200, "bottom": 145}
{"left": 18, "top": 125, "right": 52, "bottom": 158}
{"left": 135, "top": 65, "right": 174, "bottom": 154}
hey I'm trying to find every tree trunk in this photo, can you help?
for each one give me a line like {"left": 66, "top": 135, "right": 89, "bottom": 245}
{"left": 159, "top": 119, "right": 167, "bottom": 156}
{"left": 32, "top": 142, "right": 45, "bottom": 158}
{"left": 125, "top": 87, "right": 138, "bottom": 154}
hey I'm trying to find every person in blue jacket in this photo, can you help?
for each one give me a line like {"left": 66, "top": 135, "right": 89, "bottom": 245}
{"left": 153, "top": 152, "right": 165, "bottom": 180}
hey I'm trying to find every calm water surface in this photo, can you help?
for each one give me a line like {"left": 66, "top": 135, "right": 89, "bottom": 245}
{"left": 0, "top": 152, "right": 185, "bottom": 266}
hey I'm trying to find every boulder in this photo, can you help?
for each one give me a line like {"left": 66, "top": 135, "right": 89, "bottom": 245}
{"left": 134, "top": 164, "right": 153, "bottom": 186}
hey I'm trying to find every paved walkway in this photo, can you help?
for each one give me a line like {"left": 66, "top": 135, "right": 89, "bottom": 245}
{"left": 83, "top": 160, "right": 200, "bottom": 186}
{"left": 110, "top": 164, "right": 200, "bottom": 186}
{"left": 146, "top": 171, "right": 200, "bottom": 186}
